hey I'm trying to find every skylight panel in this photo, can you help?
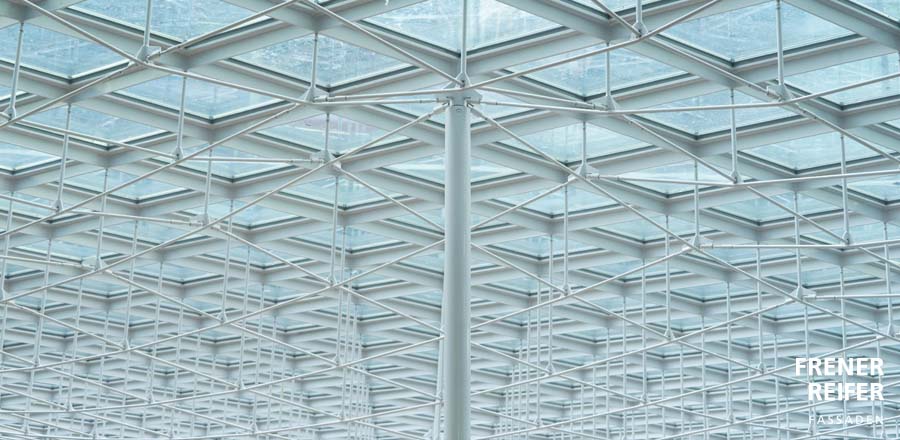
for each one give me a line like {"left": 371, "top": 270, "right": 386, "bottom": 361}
{"left": 261, "top": 113, "right": 400, "bottom": 153}
{"left": 0, "top": 23, "right": 123, "bottom": 77}
{"left": 621, "top": 161, "right": 731, "bottom": 194}
{"left": 715, "top": 192, "right": 835, "bottom": 222}
{"left": 511, "top": 47, "right": 683, "bottom": 96}
{"left": 236, "top": 35, "right": 408, "bottom": 86}
{"left": 121, "top": 75, "right": 277, "bottom": 118}
{"left": 72, "top": 0, "right": 254, "bottom": 41}
{"left": 287, "top": 177, "right": 399, "bottom": 207}
{"left": 849, "top": 176, "right": 900, "bottom": 202}
{"left": 602, "top": 215, "right": 697, "bottom": 241}
{"left": 180, "top": 145, "right": 279, "bottom": 179}
{"left": 746, "top": 132, "right": 876, "bottom": 170}
{"left": 520, "top": 122, "right": 646, "bottom": 162}
{"left": 571, "top": 0, "right": 663, "bottom": 12}
{"left": 853, "top": 0, "right": 900, "bottom": 20}
{"left": 69, "top": 169, "right": 183, "bottom": 200}
{"left": 368, "top": 0, "right": 558, "bottom": 49}
{"left": 387, "top": 155, "right": 517, "bottom": 183}
{"left": 645, "top": 90, "right": 793, "bottom": 135}
{"left": 0, "top": 142, "right": 56, "bottom": 171}
{"left": 497, "top": 187, "right": 614, "bottom": 215}
{"left": 25, "top": 105, "right": 160, "bottom": 141}
{"left": 787, "top": 54, "right": 900, "bottom": 105}
{"left": 664, "top": 2, "right": 851, "bottom": 61}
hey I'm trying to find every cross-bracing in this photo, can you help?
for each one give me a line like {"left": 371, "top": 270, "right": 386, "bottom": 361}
{"left": 0, "top": 0, "right": 899, "bottom": 439}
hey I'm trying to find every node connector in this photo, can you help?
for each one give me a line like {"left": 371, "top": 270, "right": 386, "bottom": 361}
{"left": 135, "top": 45, "right": 160, "bottom": 62}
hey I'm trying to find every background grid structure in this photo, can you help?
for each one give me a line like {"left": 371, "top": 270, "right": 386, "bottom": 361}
{"left": 0, "top": 0, "right": 899, "bottom": 438}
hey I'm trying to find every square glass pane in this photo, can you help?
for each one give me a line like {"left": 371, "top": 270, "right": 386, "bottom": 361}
{"left": 513, "top": 48, "right": 683, "bottom": 96}
{"left": 0, "top": 142, "right": 56, "bottom": 170}
{"left": 181, "top": 145, "right": 279, "bottom": 178}
{"left": 120, "top": 75, "right": 276, "bottom": 118}
{"left": 236, "top": 35, "right": 408, "bottom": 86}
{"left": 68, "top": 169, "right": 183, "bottom": 200}
{"left": 26, "top": 105, "right": 160, "bottom": 141}
{"left": 853, "top": 0, "right": 900, "bottom": 20}
{"left": 572, "top": 0, "right": 662, "bottom": 12}
{"left": 622, "top": 161, "right": 732, "bottom": 194}
{"left": 386, "top": 155, "right": 517, "bottom": 183}
{"left": 602, "top": 215, "right": 698, "bottom": 241}
{"left": 850, "top": 176, "right": 900, "bottom": 201}
{"left": 72, "top": 0, "right": 254, "bottom": 40}
{"left": 746, "top": 132, "right": 875, "bottom": 170}
{"left": 0, "top": 24, "right": 123, "bottom": 77}
{"left": 191, "top": 200, "right": 293, "bottom": 226}
{"left": 715, "top": 192, "right": 835, "bottom": 222}
{"left": 368, "top": 0, "right": 558, "bottom": 49}
{"left": 788, "top": 54, "right": 900, "bottom": 105}
{"left": 287, "top": 177, "right": 398, "bottom": 207}
{"left": 645, "top": 90, "right": 793, "bottom": 134}
{"left": 261, "top": 113, "right": 400, "bottom": 152}
{"left": 497, "top": 187, "right": 614, "bottom": 215}
{"left": 520, "top": 122, "right": 646, "bottom": 162}
{"left": 664, "top": 3, "right": 851, "bottom": 61}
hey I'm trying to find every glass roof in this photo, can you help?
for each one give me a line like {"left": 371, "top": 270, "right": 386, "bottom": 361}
{"left": 788, "top": 53, "right": 900, "bottom": 105}
{"left": 25, "top": 105, "right": 161, "bottom": 141}
{"left": 72, "top": 0, "right": 254, "bottom": 40}
{"left": 236, "top": 34, "right": 408, "bottom": 86}
{"left": 368, "top": 0, "right": 559, "bottom": 49}
{"left": 0, "top": 1, "right": 897, "bottom": 437}
{"left": 664, "top": 2, "right": 851, "bottom": 60}
{"left": 0, "top": 23, "right": 123, "bottom": 77}
{"left": 0, "top": 142, "right": 56, "bottom": 170}
{"left": 120, "top": 75, "right": 277, "bottom": 118}
{"left": 512, "top": 47, "right": 683, "bottom": 96}
{"left": 747, "top": 132, "right": 876, "bottom": 170}
{"left": 645, "top": 90, "right": 794, "bottom": 135}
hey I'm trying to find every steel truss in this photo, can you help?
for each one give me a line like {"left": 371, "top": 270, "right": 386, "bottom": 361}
{"left": 0, "top": 0, "right": 898, "bottom": 438}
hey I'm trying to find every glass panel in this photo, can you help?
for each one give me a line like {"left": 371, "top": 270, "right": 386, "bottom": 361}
{"left": 622, "top": 161, "right": 732, "bottom": 194}
{"left": 853, "top": 0, "right": 900, "bottom": 20}
{"left": 512, "top": 48, "right": 682, "bottom": 96}
{"left": 188, "top": 200, "right": 293, "bottom": 226}
{"left": 68, "top": 169, "right": 183, "bottom": 200}
{"left": 261, "top": 113, "right": 400, "bottom": 152}
{"left": 497, "top": 187, "right": 614, "bottom": 215}
{"left": 72, "top": 0, "right": 254, "bottom": 40}
{"left": 386, "top": 155, "right": 517, "bottom": 183}
{"left": 664, "top": 2, "right": 851, "bottom": 61}
{"left": 645, "top": 90, "right": 793, "bottom": 135}
{"left": 602, "top": 215, "right": 698, "bottom": 241}
{"left": 806, "top": 221, "right": 900, "bottom": 243}
{"left": 120, "top": 75, "right": 276, "bottom": 118}
{"left": 106, "top": 220, "right": 186, "bottom": 244}
{"left": 0, "top": 142, "right": 56, "bottom": 170}
{"left": 181, "top": 145, "right": 279, "bottom": 178}
{"left": 572, "top": 0, "right": 662, "bottom": 12}
{"left": 0, "top": 24, "right": 123, "bottom": 77}
{"left": 236, "top": 35, "right": 407, "bottom": 86}
{"left": 787, "top": 54, "right": 900, "bottom": 105}
{"left": 520, "top": 122, "right": 647, "bottom": 161}
{"left": 715, "top": 192, "right": 835, "bottom": 222}
{"left": 26, "top": 105, "right": 160, "bottom": 141}
{"left": 368, "top": 0, "right": 558, "bottom": 49}
{"left": 287, "top": 177, "right": 398, "bottom": 207}
{"left": 849, "top": 176, "right": 900, "bottom": 201}
{"left": 746, "top": 132, "right": 875, "bottom": 170}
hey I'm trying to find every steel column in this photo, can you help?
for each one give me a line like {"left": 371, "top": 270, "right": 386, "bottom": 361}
{"left": 442, "top": 92, "right": 472, "bottom": 439}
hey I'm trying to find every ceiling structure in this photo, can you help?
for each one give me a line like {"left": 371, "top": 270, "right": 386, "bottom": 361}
{"left": 0, "top": 0, "right": 899, "bottom": 438}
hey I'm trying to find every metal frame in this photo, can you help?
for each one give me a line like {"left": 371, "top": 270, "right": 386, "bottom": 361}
{"left": 0, "top": 0, "right": 898, "bottom": 438}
